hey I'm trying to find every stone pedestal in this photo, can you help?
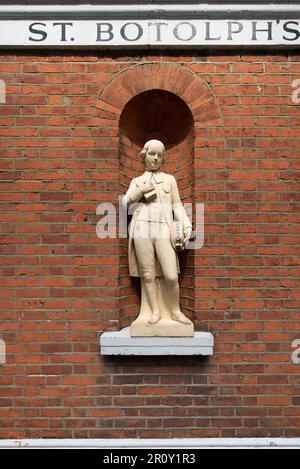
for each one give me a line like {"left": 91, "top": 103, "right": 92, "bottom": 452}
{"left": 100, "top": 327, "right": 214, "bottom": 356}
{"left": 130, "top": 318, "right": 194, "bottom": 337}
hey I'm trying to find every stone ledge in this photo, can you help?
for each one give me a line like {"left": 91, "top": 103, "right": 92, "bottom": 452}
{"left": 100, "top": 327, "right": 214, "bottom": 356}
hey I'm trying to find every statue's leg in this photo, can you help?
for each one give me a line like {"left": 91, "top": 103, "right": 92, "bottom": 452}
{"left": 133, "top": 236, "right": 160, "bottom": 324}
{"left": 155, "top": 238, "right": 192, "bottom": 325}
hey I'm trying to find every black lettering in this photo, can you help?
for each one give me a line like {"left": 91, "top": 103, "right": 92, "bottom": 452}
{"left": 120, "top": 22, "right": 143, "bottom": 42}
{"left": 28, "top": 22, "right": 47, "bottom": 42}
{"left": 149, "top": 22, "right": 168, "bottom": 42}
{"left": 174, "top": 22, "right": 197, "bottom": 42}
{"left": 252, "top": 21, "right": 273, "bottom": 41}
{"left": 283, "top": 21, "right": 300, "bottom": 41}
{"left": 53, "top": 22, "right": 73, "bottom": 42}
{"left": 205, "top": 22, "right": 221, "bottom": 41}
{"left": 96, "top": 23, "right": 114, "bottom": 42}
{"left": 227, "top": 21, "right": 243, "bottom": 41}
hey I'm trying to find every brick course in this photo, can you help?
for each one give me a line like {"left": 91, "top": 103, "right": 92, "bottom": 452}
{"left": 0, "top": 51, "right": 299, "bottom": 438}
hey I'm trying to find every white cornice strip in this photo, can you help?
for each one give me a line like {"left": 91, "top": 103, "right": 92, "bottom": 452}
{"left": 0, "top": 4, "right": 299, "bottom": 48}
{"left": 0, "top": 4, "right": 300, "bottom": 19}
{"left": 0, "top": 438, "right": 299, "bottom": 448}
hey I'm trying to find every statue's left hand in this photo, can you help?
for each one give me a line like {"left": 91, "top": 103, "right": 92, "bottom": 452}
{"left": 184, "top": 227, "right": 192, "bottom": 245}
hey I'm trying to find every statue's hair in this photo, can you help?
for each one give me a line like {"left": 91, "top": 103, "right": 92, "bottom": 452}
{"left": 141, "top": 140, "right": 165, "bottom": 162}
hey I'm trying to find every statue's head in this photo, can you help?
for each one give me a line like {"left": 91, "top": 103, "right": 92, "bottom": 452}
{"left": 141, "top": 139, "right": 165, "bottom": 172}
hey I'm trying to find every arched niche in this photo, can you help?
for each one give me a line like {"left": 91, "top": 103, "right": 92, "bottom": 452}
{"left": 119, "top": 89, "right": 194, "bottom": 149}
{"left": 119, "top": 90, "right": 194, "bottom": 328}
{"left": 92, "top": 62, "right": 222, "bottom": 330}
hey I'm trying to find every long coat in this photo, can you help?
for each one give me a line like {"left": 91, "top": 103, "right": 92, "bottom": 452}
{"left": 123, "top": 171, "right": 192, "bottom": 278}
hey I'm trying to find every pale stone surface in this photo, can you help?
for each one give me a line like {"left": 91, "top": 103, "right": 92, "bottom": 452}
{"left": 100, "top": 327, "right": 214, "bottom": 356}
{"left": 122, "top": 140, "right": 194, "bottom": 337}
{"left": 130, "top": 319, "right": 194, "bottom": 338}
{"left": 130, "top": 280, "right": 194, "bottom": 337}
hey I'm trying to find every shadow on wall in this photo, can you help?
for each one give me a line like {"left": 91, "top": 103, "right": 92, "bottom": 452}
{"left": 119, "top": 89, "right": 194, "bottom": 149}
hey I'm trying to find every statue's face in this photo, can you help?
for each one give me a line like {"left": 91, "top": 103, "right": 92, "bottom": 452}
{"left": 144, "top": 142, "right": 164, "bottom": 172}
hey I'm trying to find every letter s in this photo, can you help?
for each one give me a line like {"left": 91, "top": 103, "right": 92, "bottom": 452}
{"left": 29, "top": 23, "right": 47, "bottom": 42}
{"left": 283, "top": 21, "right": 300, "bottom": 41}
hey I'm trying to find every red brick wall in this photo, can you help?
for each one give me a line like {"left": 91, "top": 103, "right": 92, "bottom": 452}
{"left": 0, "top": 52, "right": 299, "bottom": 439}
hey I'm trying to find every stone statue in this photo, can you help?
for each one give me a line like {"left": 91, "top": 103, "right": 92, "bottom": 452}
{"left": 122, "top": 140, "right": 194, "bottom": 337}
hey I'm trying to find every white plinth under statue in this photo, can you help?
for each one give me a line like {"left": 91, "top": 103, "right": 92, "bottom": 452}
{"left": 100, "top": 327, "right": 214, "bottom": 356}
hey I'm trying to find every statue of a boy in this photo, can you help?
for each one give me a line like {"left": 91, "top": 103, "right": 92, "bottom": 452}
{"left": 122, "top": 140, "right": 194, "bottom": 337}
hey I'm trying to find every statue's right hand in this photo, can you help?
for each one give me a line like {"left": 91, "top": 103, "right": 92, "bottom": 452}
{"left": 141, "top": 181, "right": 155, "bottom": 194}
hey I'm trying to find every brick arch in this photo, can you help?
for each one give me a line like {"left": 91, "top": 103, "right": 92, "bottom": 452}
{"left": 92, "top": 62, "right": 223, "bottom": 331}
{"left": 93, "top": 62, "right": 222, "bottom": 126}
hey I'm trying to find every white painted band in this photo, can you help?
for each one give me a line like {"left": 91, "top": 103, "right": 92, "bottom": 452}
{"left": 0, "top": 4, "right": 300, "bottom": 20}
{"left": 0, "top": 438, "right": 299, "bottom": 449}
